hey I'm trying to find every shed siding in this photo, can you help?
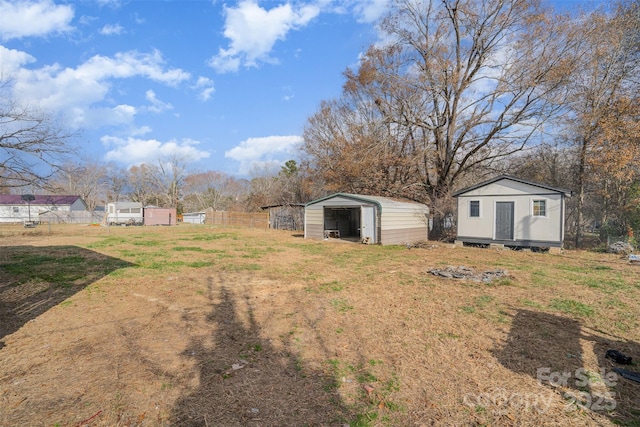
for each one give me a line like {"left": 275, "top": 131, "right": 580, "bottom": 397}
{"left": 380, "top": 209, "right": 428, "bottom": 230}
{"left": 304, "top": 206, "right": 324, "bottom": 239}
{"left": 144, "top": 208, "right": 177, "bottom": 226}
{"left": 381, "top": 227, "right": 428, "bottom": 245}
{"left": 306, "top": 223, "right": 324, "bottom": 239}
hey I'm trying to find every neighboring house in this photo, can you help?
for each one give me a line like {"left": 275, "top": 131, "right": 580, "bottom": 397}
{"left": 260, "top": 203, "right": 304, "bottom": 231}
{"left": 144, "top": 207, "right": 177, "bottom": 226}
{"left": 304, "top": 193, "right": 429, "bottom": 245}
{"left": 453, "top": 175, "right": 571, "bottom": 249}
{"left": 182, "top": 211, "right": 206, "bottom": 224}
{"left": 0, "top": 195, "right": 88, "bottom": 223}
{"left": 105, "top": 202, "right": 144, "bottom": 225}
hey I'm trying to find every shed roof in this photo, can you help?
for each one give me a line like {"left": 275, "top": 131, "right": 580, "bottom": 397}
{"left": 306, "top": 193, "right": 428, "bottom": 210}
{"left": 260, "top": 203, "right": 305, "bottom": 210}
{"left": 452, "top": 175, "right": 572, "bottom": 197}
{"left": 0, "top": 195, "right": 84, "bottom": 206}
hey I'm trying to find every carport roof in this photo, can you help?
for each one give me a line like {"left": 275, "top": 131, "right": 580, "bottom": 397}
{"left": 305, "top": 193, "right": 428, "bottom": 211}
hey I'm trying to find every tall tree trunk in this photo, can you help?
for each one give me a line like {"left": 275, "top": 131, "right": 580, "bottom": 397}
{"left": 575, "top": 139, "right": 588, "bottom": 248}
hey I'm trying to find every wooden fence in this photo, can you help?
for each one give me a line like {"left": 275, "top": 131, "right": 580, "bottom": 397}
{"left": 204, "top": 210, "right": 269, "bottom": 228}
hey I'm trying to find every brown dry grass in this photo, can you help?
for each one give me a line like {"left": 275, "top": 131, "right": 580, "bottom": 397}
{"left": 1, "top": 224, "right": 639, "bottom": 427}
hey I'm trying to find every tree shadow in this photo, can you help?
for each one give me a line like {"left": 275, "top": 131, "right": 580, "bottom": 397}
{"left": 494, "top": 309, "right": 640, "bottom": 424}
{"left": 171, "top": 275, "right": 348, "bottom": 426}
{"left": 0, "top": 245, "right": 133, "bottom": 349}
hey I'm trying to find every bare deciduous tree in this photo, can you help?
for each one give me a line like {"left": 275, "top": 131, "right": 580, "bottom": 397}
{"left": 183, "top": 170, "right": 239, "bottom": 212}
{"left": 48, "top": 159, "right": 108, "bottom": 211}
{"left": 0, "top": 76, "right": 76, "bottom": 189}
{"left": 127, "top": 164, "right": 161, "bottom": 206}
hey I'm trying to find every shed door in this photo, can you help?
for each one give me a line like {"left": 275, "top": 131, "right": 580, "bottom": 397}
{"left": 361, "top": 206, "right": 375, "bottom": 242}
{"left": 495, "top": 202, "right": 514, "bottom": 240}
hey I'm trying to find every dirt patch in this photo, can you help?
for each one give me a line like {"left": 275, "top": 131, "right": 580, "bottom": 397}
{"left": 0, "top": 224, "right": 639, "bottom": 426}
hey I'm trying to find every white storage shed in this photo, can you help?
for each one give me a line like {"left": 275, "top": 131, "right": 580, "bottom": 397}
{"left": 453, "top": 176, "right": 571, "bottom": 248}
{"left": 304, "top": 193, "right": 429, "bottom": 245}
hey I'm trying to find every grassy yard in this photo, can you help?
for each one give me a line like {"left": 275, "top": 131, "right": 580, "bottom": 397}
{"left": 0, "top": 224, "right": 639, "bottom": 426}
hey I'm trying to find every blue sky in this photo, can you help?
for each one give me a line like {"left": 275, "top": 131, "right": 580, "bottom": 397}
{"left": 0, "top": 0, "right": 600, "bottom": 177}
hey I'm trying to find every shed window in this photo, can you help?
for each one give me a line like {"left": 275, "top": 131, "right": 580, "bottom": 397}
{"left": 469, "top": 200, "right": 480, "bottom": 217}
{"left": 130, "top": 208, "right": 141, "bottom": 214}
{"left": 12, "top": 206, "right": 19, "bottom": 213}
{"left": 533, "top": 200, "right": 546, "bottom": 217}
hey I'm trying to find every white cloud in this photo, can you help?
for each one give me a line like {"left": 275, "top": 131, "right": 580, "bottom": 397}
{"left": 100, "top": 23, "right": 125, "bottom": 35}
{"left": 81, "top": 104, "right": 138, "bottom": 128}
{"left": 8, "top": 49, "right": 189, "bottom": 128}
{"left": 78, "top": 15, "right": 98, "bottom": 27}
{"left": 131, "top": 125, "right": 152, "bottom": 136}
{"left": 0, "top": 45, "right": 36, "bottom": 72}
{"left": 145, "top": 89, "right": 173, "bottom": 113}
{"left": 225, "top": 135, "right": 302, "bottom": 174}
{"left": 198, "top": 86, "right": 215, "bottom": 101}
{"left": 351, "top": 0, "right": 388, "bottom": 23}
{"left": 0, "top": 0, "right": 74, "bottom": 41}
{"left": 96, "top": 0, "right": 122, "bottom": 9}
{"left": 193, "top": 76, "right": 215, "bottom": 101}
{"left": 103, "top": 135, "right": 210, "bottom": 165}
{"left": 209, "top": 0, "right": 320, "bottom": 73}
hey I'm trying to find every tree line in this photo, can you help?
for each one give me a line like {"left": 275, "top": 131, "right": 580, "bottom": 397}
{"left": 300, "top": 0, "right": 640, "bottom": 246}
{"left": 1, "top": 0, "right": 638, "bottom": 247}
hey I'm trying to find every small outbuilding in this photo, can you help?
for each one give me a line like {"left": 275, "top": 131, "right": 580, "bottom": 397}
{"left": 144, "top": 207, "right": 177, "bottom": 226}
{"left": 182, "top": 211, "right": 206, "bottom": 224}
{"left": 453, "top": 175, "right": 571, "bottom": 248}
{"left": 304, "top": 193, "right": 429, "bottom": 245}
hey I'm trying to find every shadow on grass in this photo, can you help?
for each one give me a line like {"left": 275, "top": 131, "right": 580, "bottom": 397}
{"left": 495, "top": 310, "right": 640, "bottom": 425}
{"left": 171, "top": 275, "right": 348, "bottom": 426}
{"left": 0, "top": 245, "right": 133, "bottom": 349}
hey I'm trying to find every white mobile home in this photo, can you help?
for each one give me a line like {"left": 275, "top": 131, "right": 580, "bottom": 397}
{"left": 106, "top": 202, "right": 143, "bottom": 225}
{"left": 453, "top": 176, "right": 571, "bottom": 248}
{"left": 304, "top": 193, "right": 429, "bottom": 245}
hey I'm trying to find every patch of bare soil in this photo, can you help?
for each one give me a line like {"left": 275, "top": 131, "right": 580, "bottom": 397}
{"left": 0, "top": 225, "right": 639, "bottom": 426}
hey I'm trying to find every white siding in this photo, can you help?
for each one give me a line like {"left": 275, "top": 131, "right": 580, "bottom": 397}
{"left": 380, "top": 206, "right": 428, "bottom": 230}
{"left": 304, "top": 204, "right": 324, "bottom": 239}
{"left": 456, "top": 178, "right": 567, "bottom": 247}
{"left": 0, "top": 204, "right": 72, "bottom": 223}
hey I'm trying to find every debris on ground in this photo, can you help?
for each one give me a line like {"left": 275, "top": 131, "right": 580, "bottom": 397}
{"left": 608, "top": 241, "right": 634, "bottom": 255}
{"left": 405, "top": 241, "right": 440, "bottom": 249}
{"left": 427, "top": 265, "right": 508, "bottom": 283}
{"left": 606, "top": 349, "right": 633, "bottom": 365}
{"left": 613, "top": 368, "right": 640, "bottom": 383}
